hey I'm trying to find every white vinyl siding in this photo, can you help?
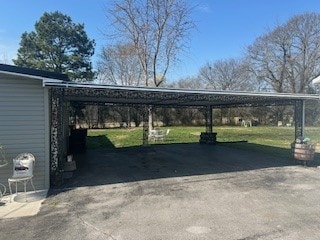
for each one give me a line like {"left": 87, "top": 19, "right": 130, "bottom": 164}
{"left": 0, "top": 76, "right": 49, "bottom": 191}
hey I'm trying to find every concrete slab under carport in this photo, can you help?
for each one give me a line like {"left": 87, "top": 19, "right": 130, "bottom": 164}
{"left": 1, "top": 143, "right": 320, "bottom": 240}
{"left": 67, "top": 143, "right": 298, "bottom": 187}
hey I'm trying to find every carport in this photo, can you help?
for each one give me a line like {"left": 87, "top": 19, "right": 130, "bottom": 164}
{"left": 44, "top": 80, "right": 319, "bottom": 183}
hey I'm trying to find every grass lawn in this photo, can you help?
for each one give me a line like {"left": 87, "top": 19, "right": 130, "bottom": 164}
{"left": 87, "top": 126, "right": 320, "bottom": 157}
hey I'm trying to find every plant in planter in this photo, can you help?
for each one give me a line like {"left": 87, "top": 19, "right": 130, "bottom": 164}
{"left": 291, "top": 137, "right": 315, "bottom": 162}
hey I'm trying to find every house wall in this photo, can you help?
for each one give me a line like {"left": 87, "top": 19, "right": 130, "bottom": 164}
{"left": 0, "top": 76, "right": 49, "bottom": 191}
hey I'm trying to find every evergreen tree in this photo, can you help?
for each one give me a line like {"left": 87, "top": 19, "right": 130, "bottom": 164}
{"left": 13, "top": 11, "right": 95, "bottom": 81}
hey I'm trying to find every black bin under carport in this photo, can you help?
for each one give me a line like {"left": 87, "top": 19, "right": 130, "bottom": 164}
{"left": 69, "top": 128, "right": 87, "bottom": 154}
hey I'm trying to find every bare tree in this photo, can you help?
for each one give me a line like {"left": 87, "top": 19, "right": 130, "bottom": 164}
{"left": 97, "top": 43, "right": 143, "bottom": 127}
{"left": 0, "top": 51, "right": 9, "bottom": 64}
{"left": 247, "top": 25, "right": 292, "bottom": 92}
{"left": 167, "top": 76, "right": 204, "bottom": 90}
{"left": 198, "top": 58, "right": 252, "bottom": 91}
{"left": 287, "top": 13, "right": 320, "bottom": 93}
{"left": 247, "top": 12, "right": 320, "bottom": 93}
{"left": 108, "top": 0, "right": 194, "bottom": 87}
{"left": 197, "top": 58, "right": 254, "bottom": 124}
{"left": 107, "top": 0, "right": 194, "bottom": 131}
{"left": 97, "top": 43, "right": 142, "bottom": 86}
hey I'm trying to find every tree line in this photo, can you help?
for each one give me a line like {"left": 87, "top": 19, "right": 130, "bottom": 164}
{"left": 10, "top": 1, "right": 320, "bottom": 127}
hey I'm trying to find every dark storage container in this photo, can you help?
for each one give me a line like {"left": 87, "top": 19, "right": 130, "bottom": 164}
{"left": 69, "top": 128, "right": 87, "bottom": 154}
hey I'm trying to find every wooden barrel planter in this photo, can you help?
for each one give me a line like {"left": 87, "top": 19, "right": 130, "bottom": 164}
{"left": 291, "top": 143, "right": 315, "bottom": 161}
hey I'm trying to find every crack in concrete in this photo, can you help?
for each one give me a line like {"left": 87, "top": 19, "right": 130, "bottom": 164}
{"left": 63, "top": 202, "right": 117, "bottom": 240}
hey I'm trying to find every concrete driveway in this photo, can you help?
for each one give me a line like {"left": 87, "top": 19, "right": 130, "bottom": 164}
{"left": 1, "top": 143, "right": 320, "bottom": 240}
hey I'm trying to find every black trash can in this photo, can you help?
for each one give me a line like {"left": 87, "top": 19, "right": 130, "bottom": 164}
{"left": 69, "top": 128, "right": 87, "bottom": 154}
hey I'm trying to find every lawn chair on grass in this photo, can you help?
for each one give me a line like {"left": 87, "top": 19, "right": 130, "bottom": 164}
{"left": 148, "top": 129, "right": 158, "bottom": 142}
{"left": 155, "top": 129, "right": 170, "bottom": 142}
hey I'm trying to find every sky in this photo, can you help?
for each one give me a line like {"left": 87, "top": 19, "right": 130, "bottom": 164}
{"left": 1, "top": 0, "right": 320, "bottom": 82}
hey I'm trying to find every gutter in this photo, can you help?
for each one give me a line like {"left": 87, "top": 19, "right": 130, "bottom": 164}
{"left": 43, "top": 81, "right": 320, "bottom": 101}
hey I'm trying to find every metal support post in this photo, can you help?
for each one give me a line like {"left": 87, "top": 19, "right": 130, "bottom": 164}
{"left": 200, "top": 106, "right": 216, "bottom": 144}
{"left": 294, "top": 100, "right": 305, "bottom": 140}
{"left": 208, "top": 106, "right": 213, "bottom": 133}
{"left": 142, "top": 106, "right": 149, "bottom": 146}
{"left": 50, "top": 88, "right": 65, "bottom": 186}
{"left": 205, "top": 106, "right": 213, "bottom": 133}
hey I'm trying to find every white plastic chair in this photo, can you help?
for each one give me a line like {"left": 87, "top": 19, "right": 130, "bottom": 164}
{"left": 8, "top": 153, "right": 36, "bottom": 197}
{"left": 155, "top": 129, "right": 170, "bottom": 142}
{"left": 148, "top": 129, "right": 158, "bottom": 142}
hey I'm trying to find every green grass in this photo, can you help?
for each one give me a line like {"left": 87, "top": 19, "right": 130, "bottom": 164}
{"left": 87, "top": 126, "right": 320, "bottom": 157}
{"left": 87, "top": 128, "right": 143, "bottom": 148}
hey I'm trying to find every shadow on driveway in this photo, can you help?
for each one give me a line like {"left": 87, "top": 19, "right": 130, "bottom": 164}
{"left": 62, "top": 142, "right": 315, "bottom": 188}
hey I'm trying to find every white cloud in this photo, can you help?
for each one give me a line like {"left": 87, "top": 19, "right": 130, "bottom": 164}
{"left": 196, "top": 5, "right": 212, "bottom": 13}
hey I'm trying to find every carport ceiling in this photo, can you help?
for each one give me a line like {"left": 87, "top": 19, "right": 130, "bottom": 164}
{"left": 45, "top": 82, "right": 320, "bottom": 108}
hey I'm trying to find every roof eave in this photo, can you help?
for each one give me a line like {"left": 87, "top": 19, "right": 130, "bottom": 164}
{"left": 43, "top": 81, "right": 320, "bottom": 101}
{"left": 0, "top": 64, "right": 69, "bottom": 82}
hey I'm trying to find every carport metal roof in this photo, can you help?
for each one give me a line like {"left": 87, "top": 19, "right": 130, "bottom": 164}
{"left": 45, "top": 81, "right": 320, "bottom": 108}
{"left": 1, "top": 63, "right": 318, "bottom": 107}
